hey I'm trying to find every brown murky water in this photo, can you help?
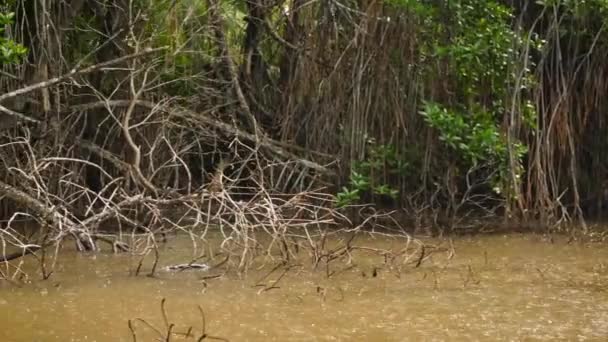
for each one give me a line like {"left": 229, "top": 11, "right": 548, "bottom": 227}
{"left": 1, "top": 233, "right": 607, "bottom": 341}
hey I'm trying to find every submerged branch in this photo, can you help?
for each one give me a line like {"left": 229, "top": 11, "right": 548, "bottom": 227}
{"left": 0, "top": 245, "right": 41, "bottom": 262}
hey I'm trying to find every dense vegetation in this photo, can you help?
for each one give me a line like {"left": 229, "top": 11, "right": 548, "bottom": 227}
{"left": 1, "top": 0, "right": 608, "bottom": 258}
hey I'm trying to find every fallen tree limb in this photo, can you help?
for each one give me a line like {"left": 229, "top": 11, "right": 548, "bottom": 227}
{"left": 0, "top": 245, "right": 41, "bottom": 262}
{"left": 0, "top": 180, "right": 96, "bottom": 252}
{"left": 81, "top": 195, "right": 145, "bottom": 229}
{"left": 0, "top": 104, "right": 40, "bottom": 123}
{"left": 0, "top": 180, "right": 68, "bottom": 227}
{"left": 78, "top": 139, "right": 131, "bottom": 172}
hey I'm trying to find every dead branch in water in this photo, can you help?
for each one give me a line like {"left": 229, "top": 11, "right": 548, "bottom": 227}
{"left": 128, "top": 299, "right": 228, "bottom": 342}
{"left": 0, "top": 245, "right": 41, "bottom": 262}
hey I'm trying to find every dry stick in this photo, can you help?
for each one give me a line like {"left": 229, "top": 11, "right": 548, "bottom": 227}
{"left": 0, "top": 69, "right": 19, "bottom": 81}
{"left": 414, "top": 245, "right": 426, "bottom": 268}
{"left": 90, "top": 234, "right": 129, "bottom": 252}
{"left": 38, "top": 240, "right": 53, "bottom": 280}
{"left": 133, "top": 318, "right": 165, "bottom": 340}
{"left": 0, "top": 245, "right": 41, "bottom": 262}
{"left": 77, "top": 139, "right": 130, "bottom": 173}
{"left": 318, "top": 233, "right": 356, "bottom": 275}
{"left": 148, "top": 243, "right": 160, "bottom": 277}
{"left": 81, "top": 195, "right": 145, "bottom": 229}
{"left": 0, "top": 103, "right": 38, "bottom": 123}
{"left": 208, "top": 254, "right": 230, "bottom": 270}
{"left": 0, "top": 47, "right": 165, "bottom": 124}
{"left": 134, "top": 239, "right": 157, "bottom": 277}
{"left": 196, "top": 305, "right": 229, "bottom": 342}
{"left": 123, "top": 65, "right": 159, "bottom": 196}
{"left": 161, "top": 298, "right": 170, "bottom": 330}
{"left": 0, "top": 180, "right": 96, "bottom": 252}
{"left": 0, "top": 47, "right": 167, "bottom": 103}
{"left": 184, "top": 327, "right": 194, "bottom": 339}
{"left": 198, "top": 306, "right": 207, "bottom": 338}
{"left": 134, "top": 255, "right": 145, "bottom": 276}
{"left": 254, "top": 262, "right": 284, "bottom": 287}
{"left": 128, "top": 320, "right": 138, "bottom": 342}
{"left": 260, "top": 264, "right": 301, "bottom": 293}
{"left": 68, "top": 100, "right": 332, "bottom": 174}
{"left": 199, "top": 274, "right": 223, "bottom": 281}
{"left": 165, "top": 324, "right": 174, "bottom": 342}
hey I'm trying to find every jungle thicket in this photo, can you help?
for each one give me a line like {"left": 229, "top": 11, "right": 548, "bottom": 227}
{"left": 1, "top": 0, "right": 608, "bottom": 258}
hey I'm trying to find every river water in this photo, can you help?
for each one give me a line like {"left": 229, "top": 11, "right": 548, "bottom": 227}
{"left": 1, "top": 233, "right": 607, "bottom": 341}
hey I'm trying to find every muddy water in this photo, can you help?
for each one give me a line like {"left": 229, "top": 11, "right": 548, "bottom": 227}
{"left": 1, "top": 233, "right": 607, "bottom": 341}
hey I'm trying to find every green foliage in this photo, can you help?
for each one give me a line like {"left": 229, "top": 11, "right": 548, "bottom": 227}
{"left": 429, "top": 0, "right": 540, "bottom": 113}
{"left": 336, "top": 187, "right": 361, "bottom": 208}
{"left": 0, "top": 12, "right": 27, "bottom": 64}
{"left": 538, "top": 0, "right": 608, "bottom": 48}
{"left": 385, "top": 0, "right": 436, "bottom": 16}
{"left": 388, "top": 0, "right": 541, "bottom": 120}
{"left": 139, "top": 0, "right": 247, "bottom": 97}
{"left": 385, "top": 0, "right": 538, "bottom": 199}
{"left": 420, "top": 101, "right": 528, "bottom": 195}
{"left": 539, "top": 0, "right": 608, "bottom": 17}
{"left": 336, "top": 140, "right": 404, "bottom": 208}
{"left": 423, "top": 1, "right": 535, "bottom": 196}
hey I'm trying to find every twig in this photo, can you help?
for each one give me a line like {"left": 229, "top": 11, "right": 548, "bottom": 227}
{"left": 414, "top": 245, "right": 426, "bottom": 268}
{"left": 128, "top": 320, "right": 138, "bottom": 342}
{"left": 161, "top": 298, "right": 170, "bottom": 330}
{"left": 0, "top": 104, "right": 39, "bottom": 123}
